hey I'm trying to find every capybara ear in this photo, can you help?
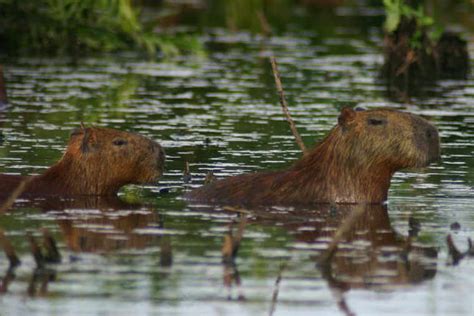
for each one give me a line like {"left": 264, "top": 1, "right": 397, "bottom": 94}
{"left": 81, "top": 128, "right": 97, "bottom": 153}
{"left": 71, "top": 122, "right": 87, "bottom": 138}
{"left": 338, "top": 107, "right": 356, "bottom": 127}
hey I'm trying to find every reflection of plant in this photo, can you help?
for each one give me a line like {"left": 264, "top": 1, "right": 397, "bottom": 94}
{"left": 383, "top": 0, "right": 443, "bottom": 47}
{"left": 0, "top": 0, "right": 202, "bottom": 57}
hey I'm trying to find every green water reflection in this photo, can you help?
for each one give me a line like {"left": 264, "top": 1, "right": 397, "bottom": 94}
{"left": 1, "top": 1, "right": 474, "bottom": 315}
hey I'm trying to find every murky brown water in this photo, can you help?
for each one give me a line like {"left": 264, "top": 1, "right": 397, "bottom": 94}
{"left": 1, "top": 3, "right": 474, "bottom": 315}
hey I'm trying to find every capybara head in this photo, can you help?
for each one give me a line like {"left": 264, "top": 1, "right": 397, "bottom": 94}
{"left": 335, "top": 107, "right": 440, "bottom": 170}
{"left": 59, "top": 126, "right": 165, "bottom": 195}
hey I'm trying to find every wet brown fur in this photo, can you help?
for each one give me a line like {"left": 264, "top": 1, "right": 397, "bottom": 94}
{"left": 186, "top": 108, "right": 440, "bottom": 205}
{"left": 0, "top": 127, "right": 165, "bottom": 197}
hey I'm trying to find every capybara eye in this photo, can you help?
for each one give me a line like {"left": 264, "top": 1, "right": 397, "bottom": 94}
{"left": 112, "top": 139, "right": 128, "bottom": 146}
{"left": 367, "top": 118, "right": 386, "bottom": 126}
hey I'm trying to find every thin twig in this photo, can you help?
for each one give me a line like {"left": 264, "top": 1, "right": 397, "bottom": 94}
{"left": 183, "top": 161, "right": 192, "bottom": 183}
{"left": 446, "top": 234, "right": 470, "bottom": 265}
{"left": 0, "top": 230, "right": 21, "bottom": 268}
{"left": 222, "top": 215, "right": 247, "bottom": 263}
{"left": 270, "top": 57, "right": 307, "bottom": 154}
{"left": 318, "top": 205, "right": 367, "bottom": 265}
{"left": 268, "top": 261, "right": 288, "bottom": 316}
{"left": 222, "top": 206, "right": 252, "bottom": 215}
{"left": 42, "top": 228, "right": 61, "bottom": 264}
{"left": 222, "top": 215, "right": 247, "bottom": 301}
{"left": 0, "top": 177, "right": 33, "bottom": 213}
{"left": 317, "top": 206, "right": 366, "bottom": 316}
{"left": 27, "top": 233, "right": 44, "bottom": 268}
{"left": 257, "top": 10, "right": 271, "bottom": 36}
{"left": 160, "top": 237, "right": 173, "bottom": 267}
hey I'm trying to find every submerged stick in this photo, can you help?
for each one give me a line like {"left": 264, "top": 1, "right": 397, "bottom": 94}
{"left": 27, "top": 233, "right": 44, "bottom": 268}
{"left": 318, "top": 205, "right": 367, "bottom": 265}
{"left": 160, "top": 237, "right": 173, "bottom": 267}
{"left": 446, "top": 234, "right": 474, "bottom": 265}
{"left": 270, "top": 57, "right": 307, "bottom": 154}
{"left": 42, "top": 229, "right": 61, "bottom": 264}
{"left": 222, "top": 215, "right": 247, "bottom": 263}
{"left": 0, "top": 65, "right": 8, "bottom": 106}
{"left": 268, "top": 261, "right": 288, "bottom": 316}
{"left": 316, "top": 207, "right": 366, "bottom": 316}
{"left": 0, "top": 177, "right": 33, "bottom": 213}
{"left": 0, "top": 230, "right": 21, "bottom": 268}
{"left": 183, "top": 161, "right": 192, "bottom": 183}
{"left": 222, "top": 215, "right": 247, "bottom": 301}
{"left": 257, "top": 10, "right": 271, "bottom": 36}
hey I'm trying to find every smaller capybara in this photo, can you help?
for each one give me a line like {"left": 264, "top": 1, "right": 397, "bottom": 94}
{"left": 0, "top": 126, "right": 165, "bottom": 197}
{"left": 186, "top": 107, "right": 440, "bottom": 205}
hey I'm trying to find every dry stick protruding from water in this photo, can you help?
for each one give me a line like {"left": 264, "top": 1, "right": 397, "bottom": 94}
{"left": 316, "top": 205, "right": 367, "bottom": 316}
{"left": 268, "top": 261, "right": 288, "bottom": 316}
{"left": 222, "top": 215, "right": 247, "bottom": 263}
{"left": 27, "top": 232, "right": 45, "bottom": 268}
{"left": 222, "top": 215, "right": 247, "bottom": 301}
{"left": 0, "top": 230, "right": 21, "bottom": 268}
{"left": 257, "top": 10, "right": 271, "bottom": 37}
{"left": 0, "top": 177, "right": 34, "bottom": 213}
{"left": 42, "top": 229, "right": 61, "bottom": 264}
{"left": 270, "top": 57, "right": 307, "bottom": 154}
{"left": 160, "top": 237, "right": 173, "bottom": 267}
{"left": 446, "top": 234, "right": 474, "bottom": 265}
{"left": 204, "top": 171, "right": 217, "bottom": 185}
{"left": 183, "top": 161, "right": 192, "bottom": 184}
{"left": 318, "top": 205, "right": 368, "bottom": 264}
{"left": 0, "top": 230, "right": 20, "bottom": 294}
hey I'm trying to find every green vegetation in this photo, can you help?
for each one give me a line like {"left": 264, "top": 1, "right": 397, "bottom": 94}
{"left": 0, "top": 0, "right": 202, "bottom": 57}
{"left": 383, "top": 0, "right": 443, "bottom": 48}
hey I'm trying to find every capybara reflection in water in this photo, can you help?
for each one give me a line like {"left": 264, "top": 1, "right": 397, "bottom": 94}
{"left": 0, "top": 126, "right": 165, "bottom": 197}
{"left": 186, "top": 107, "right": 440, "bottom": 205}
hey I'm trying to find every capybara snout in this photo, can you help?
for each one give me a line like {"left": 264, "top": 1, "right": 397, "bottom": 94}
{"left": 411, "top": 116, "right": 440, "bottom": 166}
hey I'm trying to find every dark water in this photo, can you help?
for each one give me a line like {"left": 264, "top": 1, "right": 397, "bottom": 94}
{"left": 1, "top": 3, "right": 474, "bottom": 315}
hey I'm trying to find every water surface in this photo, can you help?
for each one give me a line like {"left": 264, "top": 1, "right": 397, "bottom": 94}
{"left": 1, "top": 3, "right": 474, "bottom": 315}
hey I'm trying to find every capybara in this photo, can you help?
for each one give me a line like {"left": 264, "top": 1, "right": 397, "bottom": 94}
{"left": 0, "top": 126, "right": 165, "bottom": 197}
{"left": 186, "top": 107, "right": 440, "bottom": 205}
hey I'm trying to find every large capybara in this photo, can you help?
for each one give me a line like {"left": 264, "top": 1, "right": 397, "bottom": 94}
{"left": 186, "top": 107, "right": 440, "bottom": 205}
{"left": 0, "top": 126, "right": 165, "bottom": 198}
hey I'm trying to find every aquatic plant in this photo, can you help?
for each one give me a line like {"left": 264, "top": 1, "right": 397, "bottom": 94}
{"left": 383, "top": 0, "right": 442, "bottom": 48}
{"left": 381, "top": 0, "right": 469, "bottom": 98}
{"left": 0, "top": 0, "right": 202, "bottom": 57}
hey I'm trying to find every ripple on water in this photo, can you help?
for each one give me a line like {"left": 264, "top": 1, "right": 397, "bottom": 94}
{"left": 1, "top": 12, "right": 474, "bottom": 315}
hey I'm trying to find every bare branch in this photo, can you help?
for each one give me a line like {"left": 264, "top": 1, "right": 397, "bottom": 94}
{"left": 270, "top": 57, "right": 307, "bottom": 154}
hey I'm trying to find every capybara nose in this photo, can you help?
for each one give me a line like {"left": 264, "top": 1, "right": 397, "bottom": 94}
{"left": 426, "top": 125, "right": 441, "bottom": 163}
{"left": 153, "top": 142, "right": 165, "bottom": 172}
